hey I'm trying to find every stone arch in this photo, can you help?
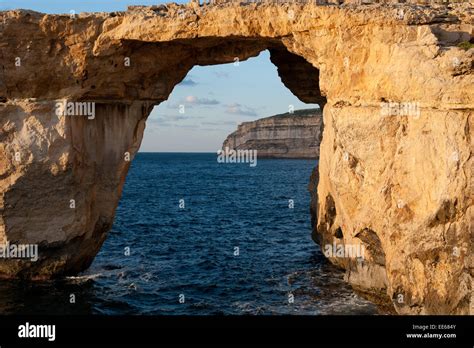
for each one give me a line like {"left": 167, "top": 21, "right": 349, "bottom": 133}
{"left": 0, "top": 4, "right": 472, "bottom": 314}
{"left": 0, "top": 8, "right": 326, "bottom": 279}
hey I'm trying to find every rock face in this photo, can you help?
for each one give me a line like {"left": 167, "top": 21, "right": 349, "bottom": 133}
{"left": 0, "top": 3, "right": 472, "bottom": 314}
{"left": 222, "top": 108, "right": 322, "bottom": 158}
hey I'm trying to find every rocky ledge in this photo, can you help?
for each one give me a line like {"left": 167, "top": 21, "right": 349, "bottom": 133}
{"left": 222, "top": 108, "right": 322, "bottom": 158}
{"left": 0, "top": 3, "right": 472, "bottom": 314}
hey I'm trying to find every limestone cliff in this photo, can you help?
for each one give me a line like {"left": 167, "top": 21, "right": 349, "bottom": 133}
{"left": 222, "top": 108, "right": 322, "bottom": 158}
{"left": 0, "top": 3, "right": 472, "bottom": 314}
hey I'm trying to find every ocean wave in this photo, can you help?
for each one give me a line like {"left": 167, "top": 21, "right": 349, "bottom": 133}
{"left": 65, "top": 273, "right": 102, "bottom": 283}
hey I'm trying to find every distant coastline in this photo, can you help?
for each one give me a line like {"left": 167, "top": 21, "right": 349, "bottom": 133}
{"left": 222, "top": 108, "right": 322, "bottom": 159}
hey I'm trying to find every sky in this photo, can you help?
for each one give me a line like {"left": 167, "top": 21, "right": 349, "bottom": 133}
{"left": 1, "top": 0, "right": 320, "bottom": 152}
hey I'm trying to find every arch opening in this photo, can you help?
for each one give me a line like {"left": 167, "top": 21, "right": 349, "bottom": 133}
{"left": 66, "top": 50, "right": 379, "bottom": 315}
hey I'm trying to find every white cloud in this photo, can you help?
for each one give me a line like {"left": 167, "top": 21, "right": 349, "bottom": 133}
{"left": 184, "top": 95, "right": 219, "bottom": 106}
{"left": 225, "top": 103, "right": 258, "bottom": 117}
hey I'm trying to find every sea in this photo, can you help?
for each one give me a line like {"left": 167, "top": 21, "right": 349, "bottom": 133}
{"left": 0, "top": 153, "right": 378, "bottom": 315}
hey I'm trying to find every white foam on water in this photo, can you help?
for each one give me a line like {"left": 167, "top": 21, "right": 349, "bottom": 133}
{"left": 65, "top": 273, "right": 102, "bottom": 282}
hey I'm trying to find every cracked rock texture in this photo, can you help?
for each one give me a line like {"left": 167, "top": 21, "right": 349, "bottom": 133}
{"left": 0, "top": 3, "right": 472, "bottom": 314}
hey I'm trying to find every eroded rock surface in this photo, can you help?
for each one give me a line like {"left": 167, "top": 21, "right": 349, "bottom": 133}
{"left": 222, "top": 108, "right": 322, "bottom": 158}
{"left": 0, "top": 3, "right": 472, "bottom": 314}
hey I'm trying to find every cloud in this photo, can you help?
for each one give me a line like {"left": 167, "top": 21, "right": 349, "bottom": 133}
{"left": 225, "top": 103, "right": 258, "bottom": 117}
{"left": 147, "top": 113, "right": 204, "bottom": 128}
{"left": 184, "top": 95, "right": 220, "bottom": 106}
{"left": 148, "top": 114, "right": 191, "bottom": 123}
{"left": 199, "top": 121, "right": 237, "bottom": 131}
{"left": 166, "top": 96, "right": 220, "bottom": 109}
{"left": 179, "top": 78, "right": 197, "bottom": 86}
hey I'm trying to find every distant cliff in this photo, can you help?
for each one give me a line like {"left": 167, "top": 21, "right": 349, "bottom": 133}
{"left": 222, "top": 109, "right": 322, "bottom": 158}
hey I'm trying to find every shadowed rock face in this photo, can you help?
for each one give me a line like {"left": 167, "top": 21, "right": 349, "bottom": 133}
{"left": 0, "top": 3, "right": 472, "bottom": 314}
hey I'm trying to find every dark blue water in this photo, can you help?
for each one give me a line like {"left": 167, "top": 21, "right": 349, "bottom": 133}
{"left": 0, "top": 153, "right": 377, "bottom": 315}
